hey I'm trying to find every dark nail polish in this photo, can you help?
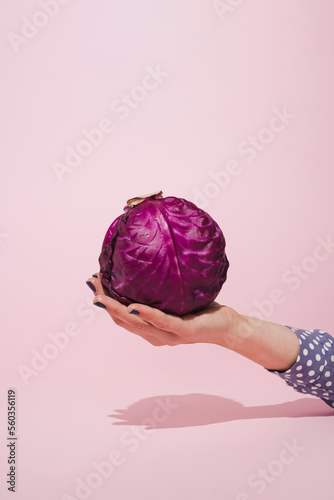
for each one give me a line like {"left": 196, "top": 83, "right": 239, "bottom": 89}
{"left": 86, "top": 281, "right": 96, "bottom": 293}
{"left": 129, "top": 309, "right": 140, "bottom": 315}
{"left": 93, "top": 301, "right": 106, "bottom": 309}
{"left": 92, "top": 274, "right": 98, "bottom": 278}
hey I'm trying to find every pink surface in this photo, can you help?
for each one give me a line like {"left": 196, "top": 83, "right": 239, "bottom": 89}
{"left": 1, "top": 1, "right": 334, "bottom": 499}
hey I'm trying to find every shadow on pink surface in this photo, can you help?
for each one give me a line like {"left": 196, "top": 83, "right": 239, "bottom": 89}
{"left": 108, "top": 394, "right": 334, "bottom": 429}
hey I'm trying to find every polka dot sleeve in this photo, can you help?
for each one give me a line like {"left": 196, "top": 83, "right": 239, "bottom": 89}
{"left": 265, "top": 326, "right": 334, "bottom": 408}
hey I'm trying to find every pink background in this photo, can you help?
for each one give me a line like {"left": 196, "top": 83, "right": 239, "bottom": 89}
{"left": 1, "top": 1, "right": 334, "bottom": 499}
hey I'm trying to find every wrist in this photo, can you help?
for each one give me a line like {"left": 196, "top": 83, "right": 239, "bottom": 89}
{"left": 223, "top": 313, "right": 300, "bottom": 371}
{"left": 210, "top": 307, "right": 245, "bottom": 349}
{"left": 221, "top": 310, "right": 254, "bottom": 349}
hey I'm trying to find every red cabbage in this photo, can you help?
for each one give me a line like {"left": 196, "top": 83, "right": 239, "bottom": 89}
{"left": 99, "top": 192, "right": 229, "bottom": 316}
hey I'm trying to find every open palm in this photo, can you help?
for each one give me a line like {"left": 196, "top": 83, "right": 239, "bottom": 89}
{"left": 86, "top": 274, "right": 236, "bottom": 347}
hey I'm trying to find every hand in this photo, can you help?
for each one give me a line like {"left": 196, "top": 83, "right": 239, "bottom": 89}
{"left": 86, "top": 274, "right": 237, "bottom": 348}
{"left": 86, "top": 274, "right": 300, "bottom": 371}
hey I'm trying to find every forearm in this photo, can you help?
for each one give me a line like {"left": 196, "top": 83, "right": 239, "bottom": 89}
{"left": 221, "top": 311, "right": 300, "bottom": 372}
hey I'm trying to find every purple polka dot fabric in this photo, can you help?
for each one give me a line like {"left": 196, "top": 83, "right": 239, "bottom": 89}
{"left": 266, "top": 326, "right": 334, "bottom": 408}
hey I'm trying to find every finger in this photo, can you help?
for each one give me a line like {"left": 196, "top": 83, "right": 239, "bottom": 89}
{"left": 109, "top": 315, "right": 166, "bottom": 346}
{"left": 88, "top": 274, "right": 184, "bottom": 343}
{"left": 92, "top": 294, "right": 180, "bottom": 345}
{"left": 88, "top": 275, "right": 183, "bottom": 335}
{"left": 92, "top": 294, "right": 168, "bottom": 346}
{"left": 89, "top": 274, "right": 106, "bottom": 296}
{"left": 126, "top": 303, "right": 187, "bottom": 335}
{"left": 87, "top": 275, "right": 168, "bottom": 346}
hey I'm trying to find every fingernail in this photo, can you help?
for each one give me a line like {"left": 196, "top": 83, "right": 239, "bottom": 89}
{"left": 129, "top": 309, "right": 140, "bottom": 315}
{"left": 92, "top": 274, "right": 98, "bottom": 278}
{"left": 86, "top": 281, "right": 96, "bottom": 293}
{"left": 93, "top": 301, "right": 106, "bottom": 309}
